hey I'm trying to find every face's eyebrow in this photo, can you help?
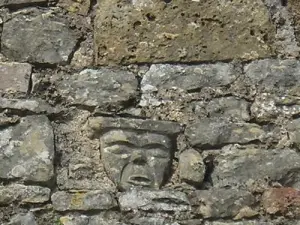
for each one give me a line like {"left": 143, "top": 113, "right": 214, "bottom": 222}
{"left": 103, "top": 140, "right": 136, "bottom": 148}
{"left": 141, "top": 143, "right": 170, "bottom": 151}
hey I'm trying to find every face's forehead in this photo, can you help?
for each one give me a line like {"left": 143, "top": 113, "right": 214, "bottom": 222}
{"left": 100, "top": 129, "right": 172, "bottom": 149}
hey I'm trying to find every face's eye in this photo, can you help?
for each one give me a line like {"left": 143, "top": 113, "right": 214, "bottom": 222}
{"left": 147, "top": 148, "right": 170, "bottom": 159}
{"left": 104, "top": 145, "right": 131, "bottom": 156}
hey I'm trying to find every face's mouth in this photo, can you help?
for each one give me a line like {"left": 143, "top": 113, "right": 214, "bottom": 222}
{"left": 127, "top": 175, "right": 152, "bottom": 186}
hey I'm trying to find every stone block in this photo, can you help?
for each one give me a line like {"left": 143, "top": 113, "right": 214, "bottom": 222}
{"left": 94, "top": 0, "right": 276, "bottom": 65}
{"left": 140, "top": 63, "right": 237, "bottom": 107}
{"left": 0, "top": 62, "right": 31, "bottom": 93}
{"left": 51, "top": 191, "right": 117, "bottom": 212}
{"left": 185, "top": 119, "right": 265, "bottom": 148}
{"left": 211, "top": 147, "right": 300, "bottom": 188}
{"left": 0, "top": 184, "right": 50, "bottom": 205}
{"left": 1, "top": 8, "right": 79, "bottom": 65}
{"left": 118, "top": 189, "right": 191, "bottom": 212}
{"left": 262, "top": 187, "right": 300, "bottom": 217}
{"left": 0, "top": 115, "right": 54, "bottom": 183}
{"left": 5, "top": 212, "right": 37, "bottom": 225}
{"left": 57, "top": 68, "right": 138, "bottom": 109}
{"left": 190, "top": 188, "right": 256, "bottom": 218}
{"left": 179, "top": 149, "right": 205, "bottom": 186}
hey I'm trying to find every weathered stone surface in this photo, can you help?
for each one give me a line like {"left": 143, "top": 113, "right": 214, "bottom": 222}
{"left": 1, "top": 8, "right": 79, "bottom": 65}
{"left": 185, "top": 119, "right": 265, "bottom": 148}
{"left": 179, "top": 149, "right": 205, "bottom": 186}
{"left": 58, "top": 0, "right": 90, "bottom": 15}
{"left": 0, "top": 115, "right": 19, "bottom": 128}
{"left": 211, "top": 147, "right": 300, "bottom": 188}
{"left": 129, "top": 217, "right": 166, "bottom": 225}
{"left": 245, "top": 59, "right": 300, "bottom": 95}
{"left": 265, "top": 0, "right": 300, "bottom": 58}
{"left": 0, "top": 184, "right": 50, "bottom": 205}
{"left": 5, "top": 212, "right": 37, "bottom": 225}
{"left": 94, "top": 0, "right": 275, "bottom": 65}
{"left": 0, "top": 0, "right": 47, "bottom": 7}
{"left": 59, "top": 215, "right": 127, "bottom": 225}
{"left": 0, "top": 98, "right": 54, "bottom": 114}
{"left": 70, "top": 39, "right": 93, "bottom": 69}
{"left": 262, "top": 187, "right": 300, "bottom": 217}
{"left": 288, "top": 118, "right": 300, "bottom": 149}
{"left": 190, "top": 188, "right": 256, "bottom": 218}
{"left": 118, "top": 189, "right": 191, "bottom": 212}
{"left": 140, "top": 63, "right": 237, "bottom": 107}
{"left": 0, "top": 62, "right": 31, "bottom": 93}
{"left": 51, "top": 191, "right": 117, "bottom": 212}
{"left": 245, "top": 59, "right": 300, "bottom": 120}
{"left": 288, "top": 0, "right": 300, "bottom": 44}
{"left": 86, "top": 116, "right": 182, "bottom": 137}
{"left": 205, "top": 97, "right": 250, "bottom": 121}
{"left": 204, "top": 222, "right": 273, "bottom": 225}
{"left": 251, "top": 93, "right": 300, "bottom": 122}
{"left": 0, "top": 115, "right": 54, "bottom": 183}
{"left": 57, "top": 69, "right": 138, "bottom": 109}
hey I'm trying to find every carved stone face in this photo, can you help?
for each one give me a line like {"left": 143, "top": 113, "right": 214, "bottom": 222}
{"left": 100, "top": 129, "right": 173, "bottom": 191}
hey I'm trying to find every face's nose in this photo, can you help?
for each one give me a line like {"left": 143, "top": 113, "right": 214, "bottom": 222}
{"left": 130, "top": 151, "right": 146, "bottom": 165}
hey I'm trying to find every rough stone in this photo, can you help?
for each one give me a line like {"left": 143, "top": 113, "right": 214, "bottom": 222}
{"left": 185, "top": 119, "right": 265, "bottom": 149}
{"left": 262, "top": 187, "right": 300, "bottom": 217}
{"left": 288, "top": 0, "right": 300, "bottom": 44}
{"left": 211, "top": 146, "right": 300, "bottom": 188}
{"left": 57, "top": 68, "right": 138, "bottom": 109}
{"left": 59, "top": 215, "right": 127, "bottom": 225}
{"left": 0, "top": 115, "right": 19, "bottom": 128}
{"left": 51, "top": 191, "right": 117, "bottom": 212}
{"left": 57, "top": 0, "right": 90, "bottom": 15}
{"left": 94, "top": 0, "right": 275, "bottom": 65}
{"left": 265, "top": 0, "right": 300, "bottom": 58}
{"left": 205, "top": 97, "right": 250, "bottom": 121}
{"left": 1, "top": 8, "right": 79, "bottom": 65}
{"left": 0, "top": 62, "right": 31, "bottom": 93}
{"left": 0, "top": 115, "right": 54, "bottom": 183}
{"left": 190, "top": 188, "right": 256, "bottom": 218}
{"left": 140, "top": 63, "right": 237, "bottom": 107}
{"left": 70, "top": 38, "right": 93, "bottom": 69}
{"left": 85, "top": 116, "right": 182, "bottom": 137}
{"left": 287, "top": 118, "right": 300, "bottom": 149}
{"left": 179, "top": 149, "right": 205, "bottom": 186}
{"left": 0, "top": 98, "right": 55, "bottom": 114}
{"left": 204, "top": 222, "right": 273, "bottom": 225}
{"left": 6, "top": 212, "right": 37, "bottom": 225}
{"left": 251, "top": 93, "right": 300, "bottom": 122}
{"left": 129, "top": 217, "right": 166, "bottom": 225}
{"left": 0, "top": 184, "right": 50, "bottom": 205}
{"left": 0, "top": 0, "right": 47, "bottom": 7}
{"left": 244, "top": 59, "right": 300, "bottom": 95}
{"left": 118, "top": 189, "right": 191, "bottom": 212}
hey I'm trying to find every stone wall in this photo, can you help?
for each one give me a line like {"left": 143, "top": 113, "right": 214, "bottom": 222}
{"left": 1, "top": 0, "right": 300, "bottom": 224}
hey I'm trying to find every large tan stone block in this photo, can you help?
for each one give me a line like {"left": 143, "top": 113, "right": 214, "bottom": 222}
{"left": 94, "top": 0, "right": 276, "bottom": 65}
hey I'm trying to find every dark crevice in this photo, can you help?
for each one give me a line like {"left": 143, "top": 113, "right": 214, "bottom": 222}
{"left": 281, "top": 0, "right": 288, "bottom": 7}
{"left": 2, "top": 2, "right": 49, "bottom": 12}
{"left": 202, "top": 154, "right": 215, "bottom": 187}
{"left": 66, "top": 36, "right": 85, "bottom": 65}
{"left": 31, "top": 62, "right": 58, "bottom": 70}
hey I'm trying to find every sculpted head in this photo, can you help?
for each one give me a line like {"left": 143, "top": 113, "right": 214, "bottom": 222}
{"left": 86, "top": 117, "right": 181, "bottom": 191}
{"left": 100, "top": 130, "right": 172, "bottom": 190}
